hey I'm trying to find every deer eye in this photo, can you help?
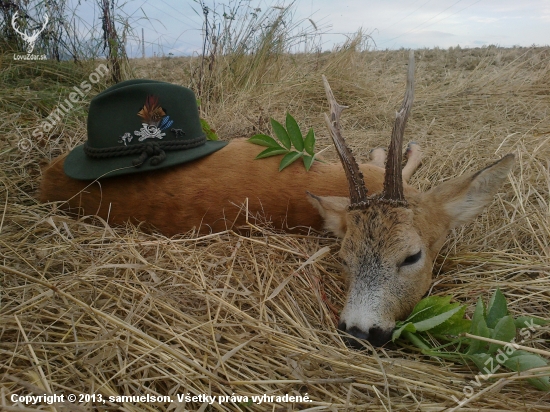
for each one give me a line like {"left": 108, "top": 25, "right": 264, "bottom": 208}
{"left": 400, "top": 250, "right": 422, "bottom": 267}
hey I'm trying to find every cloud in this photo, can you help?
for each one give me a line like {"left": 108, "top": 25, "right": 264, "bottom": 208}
{"left": 538, "top": 8, "right": 550, "bottom": 22}
{"left": 412, "top": 30, "right": 456, "bottom": 38}
{"left": 468, "top": 16, "right": 499, "bottom": 24}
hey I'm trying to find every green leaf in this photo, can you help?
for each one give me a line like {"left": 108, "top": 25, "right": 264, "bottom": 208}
{"left": 470, "top": 296, "right": 487, "bottom": 334}
{"left": 488, "top": 315, "right": 516, "bottom": 354}
{"left": 285, "top": 113, "right": 304, "bottom": 151}
{"left": 402, "top": 330, "right": 431, "bottom": 350}
{"left": 528, "top": 375, "right": 549, "bottom": 391}
{"left": 302, "top": 154, "right": 315, "bottom": 171}
{"left": 468, "top": 352, "right": 492, "bottom": 372}
{"left": 304, "top": 128, "right": 315, "bottom": 156}
{"left": 200, "top": 118, "right": 218, "bottom": 140}
{"left": 514, "top": 316, "right": 550, "bottom": 329}
{"left": 413, "top": 305, "right": 464, "bottom": 332}
{"left": 392, "top": 322, "right": 416, "bottom": 341}
{"left": 271, "top": 118, "right": 291, "bottom": 150}
{"left": 467, "top": 297, "right": 491, "bottom": 355}
{"left": 255, "top": 147, "right": 289, "bottom": 159}
{"left": 486, "top": 288, "right": 508, "bottom": 328}
{"left": 278, "top": 151, "right": 303, "bottom": 171}
{"left": 406, "top": 295, "right": 453, "bottom": 324}
{"left": 432, "top": 318, "right": 472, "bottom": 337}
{"left": 503, "top": 351, "right": 550, "bottom": 391}
{"left": 248, "top": 134, "right": 283, "bottom": 149}
{"left": 391, "top": 288, "right": 549, "bottom": 393}
{"left": 430, "top": 305, "right": 471, "bottom": 336}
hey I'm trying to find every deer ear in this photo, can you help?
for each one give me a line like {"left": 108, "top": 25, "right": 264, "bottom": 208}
{"left": 307, "top": 192, "right": 349, "bottom": 237}
{"left": 424, "top": 154, "right": 515, "bottom": 229}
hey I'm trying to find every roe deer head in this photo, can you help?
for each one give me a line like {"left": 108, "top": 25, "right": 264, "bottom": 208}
{"left": 308, "top": 51, "right": 515, "bottom": 347}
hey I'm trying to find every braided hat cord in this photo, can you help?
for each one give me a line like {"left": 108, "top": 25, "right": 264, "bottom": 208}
{"left": 83, "top": 135, "right": 206, "bottom": 168}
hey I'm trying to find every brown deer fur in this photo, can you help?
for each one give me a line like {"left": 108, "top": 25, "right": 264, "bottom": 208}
{"left": 39, "top": 138, "right": 418, "bottom": 235}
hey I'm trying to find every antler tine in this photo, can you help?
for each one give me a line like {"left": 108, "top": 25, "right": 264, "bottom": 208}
{"left": 322, "top": 75, "right": 369, "bottom": 207}
{"left": 40, "top": 14, "right": 49, "bottom": 34}
{"left": 11, "top": 12, "right": 25, "bottom": 37}
{"left": 383, "top": 50, "right": 415, "bottom": 204}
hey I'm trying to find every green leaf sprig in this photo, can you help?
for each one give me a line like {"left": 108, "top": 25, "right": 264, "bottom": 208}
{"left": 392, "top": 289, "right": 550, "bottom": 391}
{"left": 196, "top": 99, "right": 219, "bottom": 141}
{"left": 248, "top": 113, "right": 317, "bottom": 171}
{"left": 200, "top": 118, "right": 218, "bottom": 141}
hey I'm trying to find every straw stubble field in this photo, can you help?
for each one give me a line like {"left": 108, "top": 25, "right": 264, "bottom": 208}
{"left": 1, "top": 46, "right": 550, "bottom": 411}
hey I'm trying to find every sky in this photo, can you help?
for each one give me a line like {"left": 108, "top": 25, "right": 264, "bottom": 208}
{"left": 71, "top": 0, "right": 550, "bottom": 57}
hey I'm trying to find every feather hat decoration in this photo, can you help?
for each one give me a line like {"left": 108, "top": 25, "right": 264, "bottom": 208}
{"left": 63, "top": 79, "right": 228, "bottom": 180}
{"left": 137, "top": 95, "right": 166, "bottom": 126}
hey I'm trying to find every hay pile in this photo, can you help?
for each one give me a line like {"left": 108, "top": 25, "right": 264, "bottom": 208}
{"left": 1, "top": 46, "right": 550, "bottom": 411}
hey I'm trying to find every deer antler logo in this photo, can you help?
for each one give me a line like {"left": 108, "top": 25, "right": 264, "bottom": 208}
{"left": 11, "top": 11, "right": 49, "bottom": 54}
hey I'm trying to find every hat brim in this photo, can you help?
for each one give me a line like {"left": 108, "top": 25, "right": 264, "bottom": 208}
{"left": 64, "top": 140, "right": 228, "bottom": 180}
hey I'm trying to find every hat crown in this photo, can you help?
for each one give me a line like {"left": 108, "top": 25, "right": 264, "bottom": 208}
{"left": 63, "top": 79, "right": 228, "bottom": 180}
{"left": 86, "top": 80, "right": 203, "bottom": 149}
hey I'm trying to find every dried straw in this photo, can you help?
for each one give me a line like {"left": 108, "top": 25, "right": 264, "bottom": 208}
{"left": 1, "top": 46, "right": 550, "bottom": 411}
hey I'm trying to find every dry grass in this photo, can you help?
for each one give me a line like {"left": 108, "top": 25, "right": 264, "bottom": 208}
{"left": 1, "top": 46, "right": 550, "bottom": 411}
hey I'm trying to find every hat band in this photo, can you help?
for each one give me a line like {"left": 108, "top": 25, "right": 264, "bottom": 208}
{"left": 83, "top": 135, "right": 206, "bottom": 168}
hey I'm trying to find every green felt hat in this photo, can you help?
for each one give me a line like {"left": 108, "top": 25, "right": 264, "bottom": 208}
{"left": 64, "top": 79, "right": 227, "bottom": 180}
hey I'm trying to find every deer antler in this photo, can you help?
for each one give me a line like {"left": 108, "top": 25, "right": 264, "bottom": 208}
{"left": 382, "top": 50, "right": 415, "bottom": 205}
{"left": 11, "top": 12, "right": 26, "bottom": 39}
{"left": 322, "top": 75, "right": 369, "bottom": 208}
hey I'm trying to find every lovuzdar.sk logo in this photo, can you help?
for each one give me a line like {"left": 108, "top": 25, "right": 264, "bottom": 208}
{"left": 12, "top": 11, "right": 48, "bottom": 60}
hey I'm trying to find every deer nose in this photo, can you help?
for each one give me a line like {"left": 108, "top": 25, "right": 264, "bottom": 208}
{"left": 338, "top": 322, "right": 393, "bottom": 348}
